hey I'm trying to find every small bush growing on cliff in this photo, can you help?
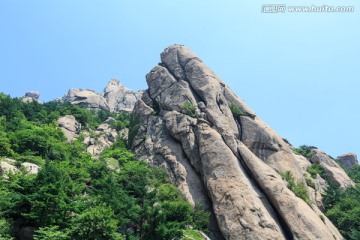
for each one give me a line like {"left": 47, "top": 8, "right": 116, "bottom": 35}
{"left": 307, "top": 163, "right": 328, "bottom": 180}
{"left": 180, "top": 102, "right": 197, "bottom": 117}
{"left": 293, "top": 145, "right": 317, "bottom": 159}
{"left": 229, "top": 103, "right": 245, "bottom": 118}
{"left": 281, "top": 171, "right": 311, "bottom": 205}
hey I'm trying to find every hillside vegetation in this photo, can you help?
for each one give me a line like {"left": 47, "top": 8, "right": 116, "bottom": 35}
{"left": 0, "top": 94, "right": 208, "bottom": 240}
{"left": 294, "top": 145, "right": 360, "bottom": 239}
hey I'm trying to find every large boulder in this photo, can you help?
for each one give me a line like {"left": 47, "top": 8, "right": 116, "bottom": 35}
{"left": 57, "top": 115, "right": 81, "bottom": 142}
{"left": 22, "top": 91, "right": 41, "bottom": 103}
{"left": 310, "top": 149, "right": 354, "bottom": 189}
{"left": 337, "top": 152, "right": 358, "bottom": 170}
{"left": 61, "top": 80, "right": 142, "bottom": 112}
{"left": 132, "top": 45, "right": 343, "bottom": 240}
{"left": 63, "top": 88, "right": 109, "bottom": 111}
{"left": 103, "top": 79, "right": 143, "bottom": 112}
{"left": 21, "top": 162, "right": 40, "bottom": 174}
{"left": 0, "top": 160, "right": 19, "bottom": 178}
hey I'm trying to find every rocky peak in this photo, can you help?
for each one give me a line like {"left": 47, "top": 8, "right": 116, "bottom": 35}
{"left": 310, "top": 149, "right": 354, "bottom": 189}
{"left": 61, "top": 79, "right": 143, "bottom": 112}
{"left": 22, "top": 91, "right": 41, "bottom": 103}
{"left": 102, "top": 78, "right": 144, "bottom": 112}
{"left": 62, "top": 88, "right": 110, "bottom": 111}
{"left": 131, "top": 45, "right": 344, "bottom": 240}
{"left": 337, "top": 152, "right": 358, "bottom": 170}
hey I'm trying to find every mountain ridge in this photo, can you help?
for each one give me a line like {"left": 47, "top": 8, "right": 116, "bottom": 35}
{"left": 10, "top": 44, "right": 359, "bottom": 240}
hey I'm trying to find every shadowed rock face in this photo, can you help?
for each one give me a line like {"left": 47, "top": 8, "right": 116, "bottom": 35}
{"left": 132, "top": 45, "right": 344, "bottom": 240}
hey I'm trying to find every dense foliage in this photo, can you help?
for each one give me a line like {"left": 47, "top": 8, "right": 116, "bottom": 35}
{"left": 322, "top": 168, "right": 360, "bottom": 239}
{"left": 0, "top": 94, "right": 209, "bottom": 240}
{"left": 293, "top": 143, "right": 360, "bottom": 240}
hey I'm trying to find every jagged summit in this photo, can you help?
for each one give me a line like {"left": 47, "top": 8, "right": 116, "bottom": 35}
{"left": 131, "top": 45, "right": 346, "bottom": 240}
{"left": 61, "top": 79, "right": 143, "bottom": 112}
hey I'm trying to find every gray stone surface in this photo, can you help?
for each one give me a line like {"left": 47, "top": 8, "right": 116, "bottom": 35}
{"left": 132, "top": 45, "right": 344, "bottom": 240}
{"left": 103, "top": 79, "right": 143, "bottom": 112}
{"left": 0, "top": 161, "right": 19, "bottom": 178}
{"left": 22, "top": 91, "right": 41, "bottom": 103}
{"left": 25, "top": 91, "right": 40, "bottom": 100}
{"left": 61, "top": 79, "right": 143, "bottom": 112}
{"left": 310, "top": 149, "right": 354, "bottom": 189}
{"left": 21, "top": 162, "right": 40, "bottom": 174}
{"left": 63, "top": 89, "right": 109, "bottom": 111}
{"left": 337, "top": 152, "right": 358, "bottom": 170}
{"left": 57, "top": 115, "right": 81, "bottom": 142}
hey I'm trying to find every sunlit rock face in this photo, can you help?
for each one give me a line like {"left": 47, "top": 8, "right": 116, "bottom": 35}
{"left": 337, "top": 152, "right": 358, "bottom": 170}
{"left": 62, "top": 79, "right": 142, "bottom": 112}
{"left": 132, "top": 45, "right": 344, "bottom": 240}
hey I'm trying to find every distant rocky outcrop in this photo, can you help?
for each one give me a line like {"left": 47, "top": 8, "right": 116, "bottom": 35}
{"left": 22, "top": 91, "right": 40, "bottom": 103}
{"left": 103, "top": 79, "right": 144, "bottom": 112}
{"left": 0, "top": 158, "right": 40, "bottom": 179}
{"left": 337, "top": 152, "right": 358, "bottom": 170}
{"left": 61, "top": 79, "right": 142, "bottom": 112}
{"left": 131, "top": 45, "right": 344, "bottom": 240}
{"left": 63, "top": 89, "right": 109, "bottom": 111}
{"left": 56, "top": 115, "right": 126, "bottom": 157}
{"left": 310, "top": 149, "right": 354, "bottom": 189}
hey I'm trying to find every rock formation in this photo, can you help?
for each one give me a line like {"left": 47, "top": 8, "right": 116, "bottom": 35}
{"left": 63, "top": 89, "right": 109, "bottom": 111}
{"left": 132, "top": 45, "right": 344, "bottom": 240}
{"left": 57, "top": 115, "right": 81, "bottom": 142}
{"left": 103, "top": 79, "right": 144, "bottom": 112}
{"left": 82, "top": 123, "right": 120, "bottom": 157}
{"left": 56, "top": 115, "right": 125, "bottom": 157}
{"left": 337, "top": 152, "right": 358, "bottom": 170}
{"left": 22, "top": 91, "right": 41, "bottom": 103}
{"left": 62, "top": 79, "right": 142, "bottom": 112}
{"left": 310, "top": 149, "right": 354, "bottom": 189}
{"left": 0, "top": 158, "right": 40, "bottom": 179}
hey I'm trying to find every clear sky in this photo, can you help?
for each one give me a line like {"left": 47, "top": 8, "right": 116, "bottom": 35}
{"left": 1, "top": 1, "right": 359, "bottom": 158}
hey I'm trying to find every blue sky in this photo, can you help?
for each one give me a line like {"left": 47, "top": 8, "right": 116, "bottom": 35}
{"left": 1, "top": 1, "right": 359, "bottom": 158}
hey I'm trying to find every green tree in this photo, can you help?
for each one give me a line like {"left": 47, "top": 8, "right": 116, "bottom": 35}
{"left": 25, "top": 162, "right": 78, "bottom": 228}
{"left": 33, "top": 226, "right": 69, "bottom": 240}
{"left": 70, "top": 203, "right": 123, "bottom": 240}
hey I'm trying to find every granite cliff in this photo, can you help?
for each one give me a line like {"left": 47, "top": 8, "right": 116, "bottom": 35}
{"left": 130, "top": 45, "right": 351, "bottom": 240}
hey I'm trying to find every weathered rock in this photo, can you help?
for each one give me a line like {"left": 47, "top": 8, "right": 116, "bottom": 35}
{"left": 57, "top": 115, "right": 81, "bottom": 142}
{"left": 105, "top": 117, "right": 116, "bottom": 123}
{"left": 21, "top": 162, "right": 40, "bottom": 174}
{"left": 22, "top": 91, "right": 41, "bottom": 103}
{"left": 63, "top": 88, "right": 109, "bottom": 111}
{"left": 103, "top": 79, "right": 143, "bottom": 112}
{"left": 61, "top": 79, "right": 142, "bottom": 112}
{"left": 310, "top": 149, "right": 354, "bottom": 189}
{"left": 337, "top": 152, "right": 358, "bottom": 170}
{"left": 25, "top": 91, "right": 40, "bottom": 100}
{"left": 0, "top": 161, "right": 19, "bottom": 178}
{"left": 132, "top": 45, "right": 344, "bottom": 240}
{"left": 81, "top": 123, "right": 120, "bottom": 157}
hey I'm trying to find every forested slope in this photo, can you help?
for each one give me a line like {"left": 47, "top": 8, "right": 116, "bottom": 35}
{"left": 0, "top": 93, "right": 208, "bottom": 240}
